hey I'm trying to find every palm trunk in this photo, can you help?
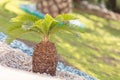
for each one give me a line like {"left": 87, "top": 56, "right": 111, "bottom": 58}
{"left": 36, "top": 0, "right": 72, "bottom": 17}
{"left": 32, "top": 41, "right": 58, "bottom": 76}
{"left": 106, "top": 0, "right": 116, "bottom": 11}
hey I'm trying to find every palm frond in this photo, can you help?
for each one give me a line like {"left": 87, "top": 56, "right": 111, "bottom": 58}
{"left": 6, "top": 22, "right": 22, "bottom": 32}
{"left": 55, "top": 14, "right": 76, "bottom": 21}
{"left": 50, "top": 23, "right": 73, "bottom": 34}
{"left": 34, "top": 19, "right": 45, "bottom": 34}
{"left": 34, "top": 14, "right": 55, "bottom": 36}
{"left": 6, "top": 27, "right": 29, "bottom": 43}
{"left": 11, "top": 13, "right": 39, "bottom": 23}
{"left": 42, "top": 14, "right": 54, "bottom": 34}
{"left": 6, "top": 13, "right": 84, "bottom": 42}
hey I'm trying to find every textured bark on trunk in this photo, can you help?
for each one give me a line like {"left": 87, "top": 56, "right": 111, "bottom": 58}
{"left": 36, "top": 0, "right": 72, "bottom": 17}
{"left": 32, "top": 41, "right": 58, "bottom": 76}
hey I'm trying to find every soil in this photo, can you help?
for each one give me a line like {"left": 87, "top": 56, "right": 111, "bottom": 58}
{"left": 33, "top": 41, "right": 58, "bottom": 76}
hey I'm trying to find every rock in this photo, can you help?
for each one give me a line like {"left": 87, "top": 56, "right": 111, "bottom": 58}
{"left": 0, "top": 32, "right": 7, "bottom": 42}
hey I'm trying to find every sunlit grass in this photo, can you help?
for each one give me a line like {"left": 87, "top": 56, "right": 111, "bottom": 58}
{"left": 0, "top": 0, "right": 120, "bottom": 80}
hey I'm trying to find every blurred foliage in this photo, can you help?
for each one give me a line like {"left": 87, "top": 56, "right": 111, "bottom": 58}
{"left": 75, "top": 0, "right": 120, "bottom": 13}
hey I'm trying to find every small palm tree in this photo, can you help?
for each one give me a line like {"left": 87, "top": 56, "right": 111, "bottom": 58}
{"left": 7, "top": 13, "right": 79, "bottom": 76}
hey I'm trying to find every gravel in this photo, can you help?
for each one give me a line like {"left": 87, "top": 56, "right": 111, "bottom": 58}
{"left": 0, "top": 32, "right": 97, "bottom": 80}
{"left": 10, "top": 40, "right": 34, "bottom": 56}
{"left": 0, "top": 41, "right": 85, "bottom": 80}
{"left": 0, "top": 32, "right": 7, "bottom": 42}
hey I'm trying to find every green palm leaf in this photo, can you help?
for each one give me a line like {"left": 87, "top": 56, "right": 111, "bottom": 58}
{"left": 11, "top": 13, "right": 39, "bottom": 23}
{"left": 55, "top": 14, "right": 76, "bottom": 21}
{"left": 7, "top": 13, "right": 84, "bottom": 42}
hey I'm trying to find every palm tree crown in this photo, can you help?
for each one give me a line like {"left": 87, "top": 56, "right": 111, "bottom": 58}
{"left": 8, "top": 14, "right": 76, "bottom": 42}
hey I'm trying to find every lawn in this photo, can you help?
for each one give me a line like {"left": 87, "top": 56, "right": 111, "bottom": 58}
{"left": 0, "top": 0, "right": 120, "bottom": 80}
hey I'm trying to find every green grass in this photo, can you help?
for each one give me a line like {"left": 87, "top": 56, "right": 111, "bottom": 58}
{"left": 0, "top": 0, "right": 120, "bottom": 80}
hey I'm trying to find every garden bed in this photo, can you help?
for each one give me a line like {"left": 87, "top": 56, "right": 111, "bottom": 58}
{"left": 0, "top": 32, "right": 97, "bottom": 80}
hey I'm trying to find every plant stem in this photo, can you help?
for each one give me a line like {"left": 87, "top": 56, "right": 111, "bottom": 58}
{"left": 43, "top": 35, "right": 49, "bottom": 42}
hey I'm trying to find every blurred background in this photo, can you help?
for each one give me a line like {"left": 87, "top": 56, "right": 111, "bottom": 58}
{"left": 0, "top": 0, "right": 120, "bottom": 80}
